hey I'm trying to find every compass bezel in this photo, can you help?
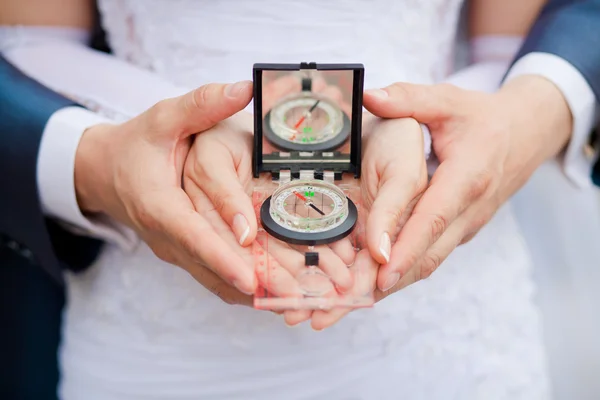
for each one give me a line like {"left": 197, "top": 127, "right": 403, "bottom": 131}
{"left": 260, "top": 193, "right": 358, "bottom": 246}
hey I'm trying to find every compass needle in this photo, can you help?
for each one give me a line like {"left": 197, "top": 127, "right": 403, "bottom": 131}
{"left": 309, "top": 203, "right": 325, "bottom": 216}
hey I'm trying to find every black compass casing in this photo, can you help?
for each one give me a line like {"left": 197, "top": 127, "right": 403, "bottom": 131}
{"left": 252, "top": 62, "right": 364, "bottom": 180}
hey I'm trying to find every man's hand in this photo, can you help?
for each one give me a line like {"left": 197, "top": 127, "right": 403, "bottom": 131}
{"left": 363, "top": 75, "right": 573, "bottom": 293}
{"left": 73, "top": 81, "right": 259, "bottom": 300}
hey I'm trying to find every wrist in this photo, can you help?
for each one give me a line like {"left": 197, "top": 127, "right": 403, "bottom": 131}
{"left": 496, "top": 75, "right": 573, "bottom": 163}
{"left": 74, "top": 123, "right": 116, "bottom": 214}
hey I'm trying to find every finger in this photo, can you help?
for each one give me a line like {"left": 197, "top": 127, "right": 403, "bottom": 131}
{"left": 185, "top": 263, "right": 253, "bottom": 307}
{"left": 152, "top": 189, "right": 257, "bottom": 295}
{"left": 328, "top": 238, "right": 357, "bottom": 266}
{"left": 381, "top": 203, "right": 486, "bottom": 299}
{"left": 149, "top": 81, "right": 253, "bottom": 139}
{"left": 363, "top": 118, "right": 425, "bottom": 265}
{"left": 254, "top": 241, "right": 304, "bottom": 298}
{"left": 373, "top": 267, "right": 418, "bottom": 303}
{"left": 283, "top": 309, "right": 312, "bottom": 327}
{"left": 366, "top": 177, "right": 418, "bottom": 266}
{"left": 412, "top": 214, "right": 466, "bottom": 282}
{"left": 289, "top": 244, "right": 353, "bottom": 291}
{"left": 363, "top": 82, "right": 456, "bottom": 123}
{"left": 310, "top": 249, "right": 378, "bottom": 330}
{"left": 377, "top": 159, "right": 488, "bottom": 291}
{"left": 189, "top": 143, "right": 257, "bottom": 246}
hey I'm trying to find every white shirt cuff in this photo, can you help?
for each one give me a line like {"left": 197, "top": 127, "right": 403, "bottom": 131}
{"left": 38, "top": 106, "right": 139, "bottom": 250}
{"left": 504, "top": 52, "right": 599, "bottom": 188}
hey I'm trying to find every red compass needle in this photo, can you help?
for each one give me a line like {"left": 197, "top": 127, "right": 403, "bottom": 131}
{"left": 293, "top": 191, "right": 308, "bottom": 201}
{"left": 293, "top": 190, "right": 325, "bottom": 216}
{"left": 292, "top": 99, "right": 321, "bottom": 130}
{"left": 293, "top": 116, "right": 306, "bottom": 130}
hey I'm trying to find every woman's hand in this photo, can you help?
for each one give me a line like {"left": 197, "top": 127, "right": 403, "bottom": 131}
{"left": 182, "top": 112, "right": 356, "bottom": 311}
{"left": 306, "top": 113, "right": 430, "bottom": 330}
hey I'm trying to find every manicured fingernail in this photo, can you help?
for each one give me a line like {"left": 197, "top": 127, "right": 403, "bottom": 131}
{"left": 285, "top": 321, "right": 298, "bottom": 328}
{"left": 233, "top": 213, "right": 250, "bottom": 245}
{"left": 365, "top": 88, "right": 388, "bottom": 99}
{"left": 233, "top": 279, "right": 254, "bottom": 296}
{"left": 225, "top": 80, "right": 251, "bottom": 98}
{"left": 382, "top": 272, "right": 400, "bottom": 292}
{"left": 379, "top": 232, "right": 391, "bottom": 263}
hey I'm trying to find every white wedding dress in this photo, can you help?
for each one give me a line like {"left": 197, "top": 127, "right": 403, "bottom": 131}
{"left": 53, "top": 1, "right": 553, "bottom": 399}
{"left": 9, "top": 0, "right": 594, "bottom": 398}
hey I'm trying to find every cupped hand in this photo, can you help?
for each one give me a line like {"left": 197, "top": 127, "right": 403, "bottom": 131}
{"left": 307, "top": 113, "right": 429, "bottom": 329}
{"left": 74, "top": 81, "right": 260, "bottom": 302}
{"left": 182, "top": 112, "right": 356, "bottom": 311}
{"left": 363, "top": 76, "right": 572, "bottom": 295}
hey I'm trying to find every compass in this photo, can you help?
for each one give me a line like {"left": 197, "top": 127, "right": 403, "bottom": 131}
{"left": 252, "top": 63, "right": 367, "bottom": 310}
{"left": 263, "top": 80, "right": 351, "bottom": 152}
{"left": 253, "top": 62, "right": 363, "bottom": 245}
{"left": 260, "top": 179, "right": 358, "bottom": 246}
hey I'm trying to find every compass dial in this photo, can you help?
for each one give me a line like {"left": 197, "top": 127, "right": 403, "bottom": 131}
{"left": 264, "top": 92, "right": 351, "bottom": 152}
{"left": 260, "top": 179, "right": 357, "bottom": 245}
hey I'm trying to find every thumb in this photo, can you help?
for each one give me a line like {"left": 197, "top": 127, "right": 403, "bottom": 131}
{"left": 188, "top": 143, "right": 258, "bottom": 247}
{"left": 148, "top": 81, "right": 253, "bottom": 139}
{"left": 363, "top": 82, "right": 454, "bottom": 123}
{"left": 366, "top": 176, "right": 416, "bottom": 266}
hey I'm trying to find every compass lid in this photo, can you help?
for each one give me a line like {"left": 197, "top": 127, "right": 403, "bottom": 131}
{"left": 252, "top": 62, "right": 364, "bottom": 180}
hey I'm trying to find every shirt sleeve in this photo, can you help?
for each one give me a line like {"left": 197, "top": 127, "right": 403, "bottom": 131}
{"left": 2, "top": 26, "right": 190, "bottom": 250}
{"left": 38, "top": 107, "right": 139, "bottom": 250}
{"left": 505, "top": 52, "right": 599, "bottom": 188}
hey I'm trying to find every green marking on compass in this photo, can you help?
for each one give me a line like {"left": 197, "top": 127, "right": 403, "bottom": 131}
{"left": 303, "top": 126, "right": 313, "bottom": 134}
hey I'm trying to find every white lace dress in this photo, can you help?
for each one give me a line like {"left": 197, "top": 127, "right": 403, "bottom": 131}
{"left": 55, "top": 0, "right": 551, "bottom": 398}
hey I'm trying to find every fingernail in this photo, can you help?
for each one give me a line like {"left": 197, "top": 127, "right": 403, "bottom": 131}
{"left": 233, "top": 279, "right": 255, "bottom": 296}
{"left": 365, "top": 88, "right": 388, "bottom": 99}
{"left": 233, "top": 213, "right": 250, "bottom": 245}
{"left": 225, "top": 81, "right": 251, "bottom": 98}
{"left": 379, "top": 232, "right": 391, "bottom": 263}
{"left": 382, "top": 272, "right": 400, "bottom": 292}
{"left": 285, "top": 321, "right": 298, "bottom": 328}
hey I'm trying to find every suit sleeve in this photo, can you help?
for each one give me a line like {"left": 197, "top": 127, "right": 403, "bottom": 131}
{"left": 509, "top": 0, "right": 600, "bottom": 186}
{"left": 0, "top": 55, "right": 103, "bottom": 284}
{"left": 516, "top": 0, "right": 600, "bottom": 98}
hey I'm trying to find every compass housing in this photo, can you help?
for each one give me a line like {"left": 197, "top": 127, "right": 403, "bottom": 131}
{"left": 253, "top": 62, "right": 364, "bottom": 180}
{"left": 259, "top": 179, "right": 358, "bottom": 246}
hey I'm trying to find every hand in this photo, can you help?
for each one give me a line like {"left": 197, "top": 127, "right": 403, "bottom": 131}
{"left": 306, "top": 113, "right": 429, "bottom": 329}
{"left": 74, "top": 81, "right": 260, "bottom": 302}
{"left": 181, "top": 108, "right": 429, "bottom": 328}
{"left": 182, "top": 112, "right": 356, "bottom": 314}
{"left": 363, "top": 75, "right": 573, "bottom": 294}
